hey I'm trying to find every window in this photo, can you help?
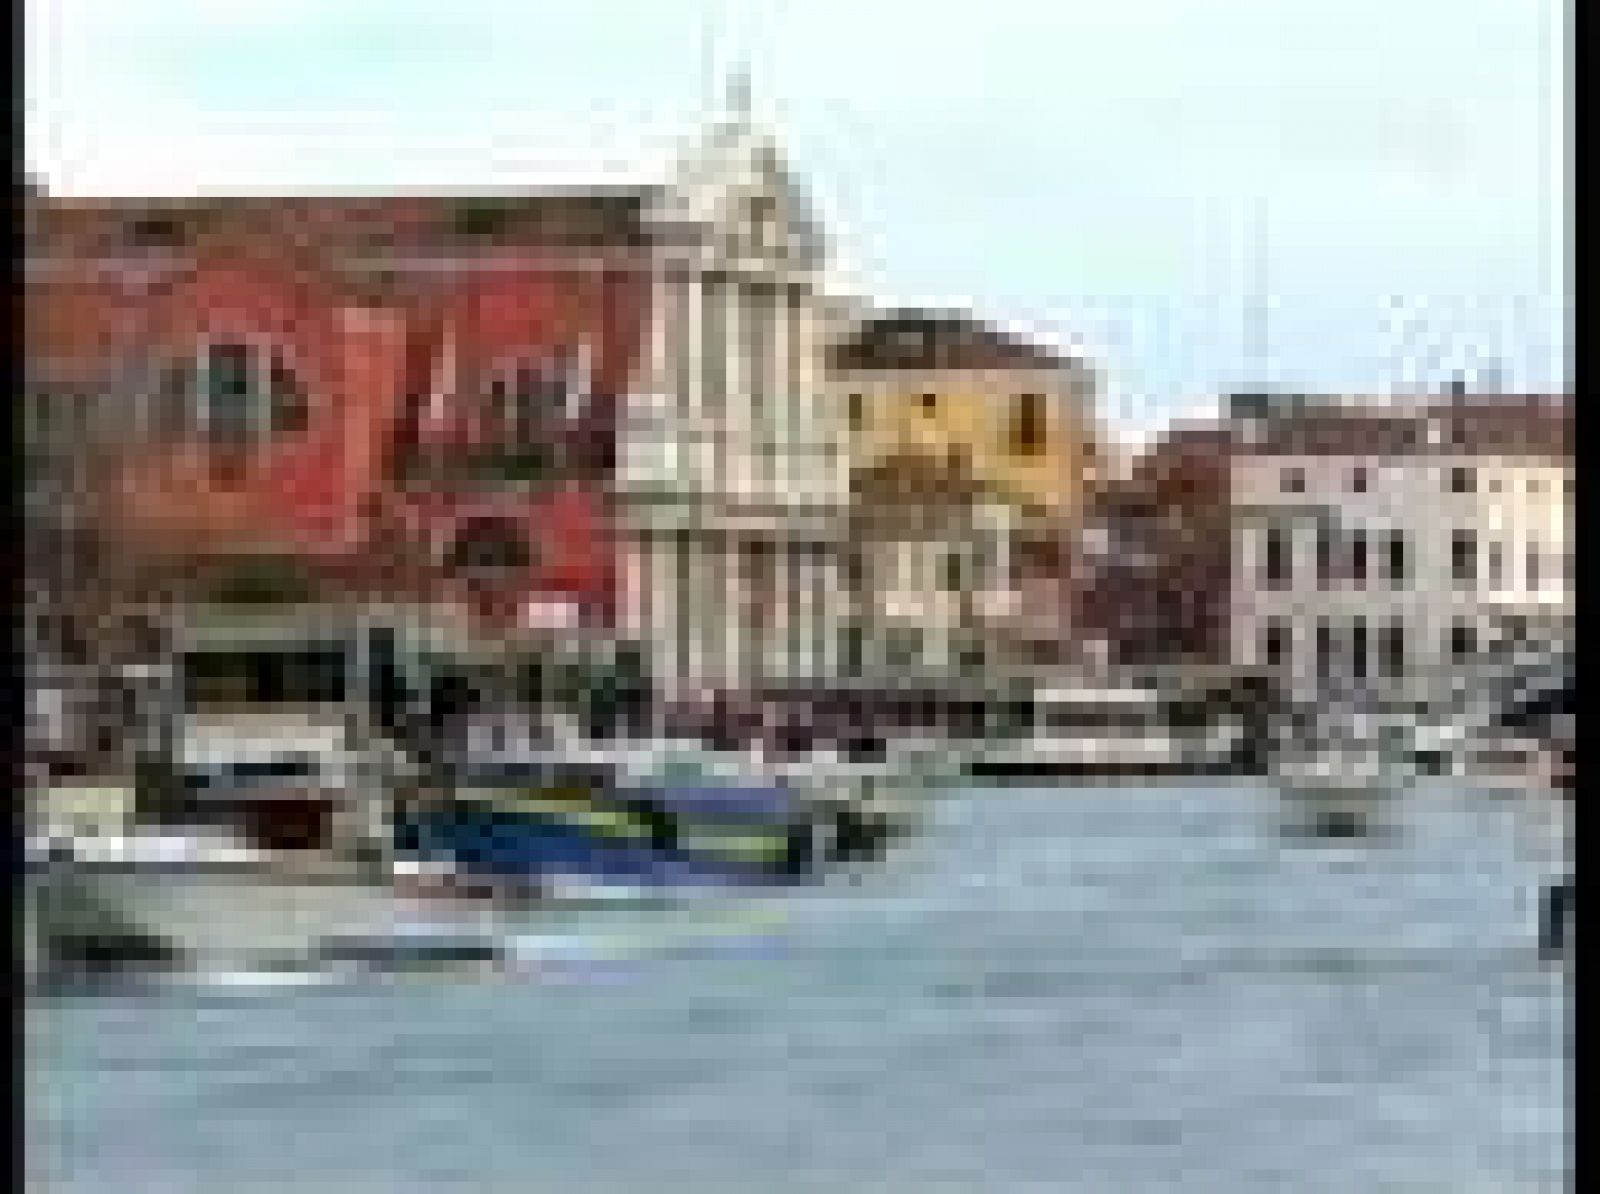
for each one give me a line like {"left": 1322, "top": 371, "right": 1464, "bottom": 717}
{"left": 939, "top": 550, "right": 968, "bottom": 593}
{"left": 1315, "top": 526, "right": 1336, "bottom": 587}
{"left": 919, "top": 392, "right": 939, "bottom": 414}
{"left": 1261, "top": 619, "right": 1288, "bottom": 667}
{"left": 1008, "top": 393, "right": 1046, "bottom": 455}
{"left": 1487, "top": 542, "right": 1504, "bottom": 588}
{"left": 847, "top": 392, "right": 864, "bottom": 431}
{"left": 1451, "top": 530, "right": 1477, "bottom": 585}
{"left": 1347, "top": 530, "right": 1368, "bottom": 586}
{"left": 1349, "top": 467, "right": 1369, "bottom": 493}
{"left": 153, "top": 339, "right": 309, "bottom": 444}
{"left": 1448, "top": 466, "right": 1475, "bottom": 494}
{"left": 1527, "top": 477, "right": 1545, "bottom": 495}
{"left": 1379, "top": 620, "right": 1407, "bottom": 678}
{"left": 1349, "top": 618, "right": 1368, "bottom": 680}
{"left": 1280, "top": 467, "right": 1306, "bottom": 494}
{"left": 840, "top": 623, "right": 866, "bottom": 677}
{"left": 1449, "top": 621, "right": 1477, "bottom": 663}
{"left": 1263, "top": 525, "right": 1291, "bottom": 589}
{"left": 1315, "top": 620, "right": 1336, "bottom": 680}
{"left": 206, "top": 342, "right": 257, "bottom": 441}
{"left": 1383, "top": 531, "right": 1408, "bottom": 587}
{"left": 487, "top": 351, "right": 583, "bottom": 433}
{"left": 842, "top": 552, "right": 867, "bottom": 600}
{"left": 1526, "top": 544, "right": 1542, "bottom": 591}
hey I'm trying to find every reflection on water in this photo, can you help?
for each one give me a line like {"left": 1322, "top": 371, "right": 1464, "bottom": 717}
{"left": 29, "top": 784, "right": 1568, "bottom": 1194}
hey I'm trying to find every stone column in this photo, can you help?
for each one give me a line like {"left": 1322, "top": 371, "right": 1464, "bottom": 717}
{"left": 774, "top": 543, "right": 794, "bottom": 684}
{"left": 768, "top": 285, "right": 789, "bottom": 500}
{"left": 723, "top": 280, "right": 747, "bottom": 498}
{"left": 682, "top": 273, "right": 707, "bottom": 493}
{"left": 647, "top": 265, "right": 673, "bottom": 406}
{"left": 1233, "top": 523, "right": 1261, "bottom": 669}
{"left": 684, "top": 271, "right": 704, "bottom": 420}
{"left": 663, "top": 533, "right": 690, "bottom": 701}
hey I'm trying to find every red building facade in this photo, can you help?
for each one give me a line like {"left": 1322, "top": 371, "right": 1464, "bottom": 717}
{"left": 26, "top": 193, "right": 654, "bottom": 637}
{"left": 1072, "top": 424, "right": 1235, "bottom": 666}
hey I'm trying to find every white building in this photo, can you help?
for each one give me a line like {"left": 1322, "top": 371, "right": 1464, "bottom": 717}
{"left": 1230, "top": 393, "right": 1571, "bottom": 702}
{"left": 617, "top": 86, "right": 855, "bottom": 703}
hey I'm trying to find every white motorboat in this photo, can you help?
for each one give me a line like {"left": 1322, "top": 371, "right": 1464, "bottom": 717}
{"left": 968, "top": 685, "right": 1246, "bottom": 780}
{"left": 28, "top": 830, "right": 412, "bottom": 973}
{"left": 1269, "top": 705, "right": 1413, "bottom": 839}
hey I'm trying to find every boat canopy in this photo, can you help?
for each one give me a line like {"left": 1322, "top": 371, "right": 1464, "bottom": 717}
{"left": 621, "top": 783, "right": 808, "bottom": 825}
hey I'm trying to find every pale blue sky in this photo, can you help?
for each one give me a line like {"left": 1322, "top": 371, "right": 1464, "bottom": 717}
{"left": 25, "top": 0, "right": 1568, "bottom": 439}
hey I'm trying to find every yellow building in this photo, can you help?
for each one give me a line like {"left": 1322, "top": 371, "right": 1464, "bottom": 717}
{"left": 827, "top": 310, "right": 1102, "bottom": 678}
{"left": 829, "top": 310, "right": 1100, "bottom": 523}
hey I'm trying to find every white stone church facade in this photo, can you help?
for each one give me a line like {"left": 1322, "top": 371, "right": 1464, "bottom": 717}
{"left": 616, "top": 97, "right": 857, "bottom": 704}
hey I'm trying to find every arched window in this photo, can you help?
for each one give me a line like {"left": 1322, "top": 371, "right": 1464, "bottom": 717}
{"left": 149, "top": 337, "right": 309, "bottom": 443}
{"left": 484, "top": 347, "right": 588, "bottom": 438}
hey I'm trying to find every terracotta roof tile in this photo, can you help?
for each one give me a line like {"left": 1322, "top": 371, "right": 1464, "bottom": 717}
{"left": 1233, "top": 394, "right": 1571, "bottom": 458}
{"left": 830, "top": 310, "right": 1070, "bottom": 372}
{"left": 30, "top": 190, "right": 660, "bottom": 259}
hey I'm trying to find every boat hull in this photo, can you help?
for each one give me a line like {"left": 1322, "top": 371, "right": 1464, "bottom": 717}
{"left": 394, "top": 788, "right": 817, "bottom": 892}
{"left": 28, "top": 858, "right": 404, "bottom": 974}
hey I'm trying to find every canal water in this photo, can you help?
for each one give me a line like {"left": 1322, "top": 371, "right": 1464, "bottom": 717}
{"left": 28, "top": 783, "right": 1569, "bottom": 1193}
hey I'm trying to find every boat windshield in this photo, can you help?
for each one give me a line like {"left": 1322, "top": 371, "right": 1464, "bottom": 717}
{"left": 617, "top": 784, "right": 804, "bottom": 827}
{"left": 1037, "top": 705, "right": 1162, "bottom": 732}
{"left": 186, "top": 755, "right": 327, "bottom": 788}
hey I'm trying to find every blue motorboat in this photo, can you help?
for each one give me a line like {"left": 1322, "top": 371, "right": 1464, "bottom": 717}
{"left": 393, "top": 760, "right": 828, "bottom": 894}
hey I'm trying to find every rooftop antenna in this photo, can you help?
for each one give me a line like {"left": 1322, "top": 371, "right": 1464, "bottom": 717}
{"left": 1245, "top": 194, "right": 1269, "bottom": 394}
{"left": 702, "top": 0, "right": 756, "bottom": 123}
